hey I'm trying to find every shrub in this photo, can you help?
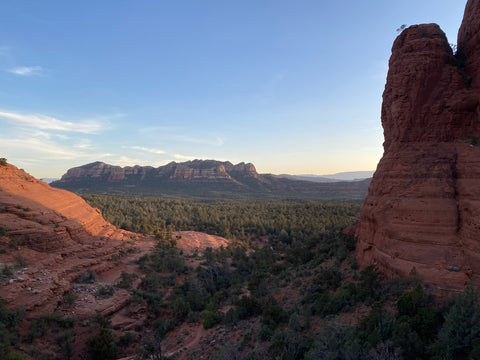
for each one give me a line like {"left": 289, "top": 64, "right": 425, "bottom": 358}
{"left": 87, "top": 328, "right": 116, "bottom": 360}
{"left": 235, "top": 296, "right": 262, "bottom": 319}
{"left": 430, "top": 283, "right": 480, "bottom": 359}
{"left": 2, "top": 265, "right": 13, "bottom": 277}
{"left": 28, "top": 318, "right": 48, "bottom": 340}
{"left": 315, "top": 266, "right": 344, "bottom": 290}
{"left": 76, "top": 270, "right": 96, "bottom": 284}
{"left": 261, "top": 301, "right": 289, "bottom": 329}
{"left": 0, "top": 227, "right": 7, "bottom": 237}
{"left": 0, "top": 158, "right": 7, "bottom": 166}
{"left": 64, "top": 292, "right": 77, "bottom": 307}
{"left": 56, "top": 329, "right": 75, "bottom": 360}
{"left": 171, "top": 297, "right": 190, "bottom": 322}
{"left": 117, "top": 271, "right": 137, "bottom": 289}
{"left": 200, "top": 309, "right": 223, "bottom": 329}
{"left": 96, "top": 285, "right": 115, "bottom": 298}
{"left": 91, "top": 313, "right": 111, "bottom": 329}
{"left": 13, "top": 253, "right": 27, "bottom": 268}
{"left": 117, "top": 332, "right": 134, "bottom": 347}
{"left": 4, "top": 352, "right": 27, "bottom": 360}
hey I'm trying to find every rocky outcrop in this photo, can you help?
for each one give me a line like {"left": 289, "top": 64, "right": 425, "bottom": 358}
{"left": 56, "top": 160, "right": 258, "bottom": 184}
{"left": 0, "top": 164, "right": 130, "bottom": 251}
{"left": 0, "top": 162, "right": 232, "bottom": 324}
{"left": 52, "top": 160, "right": 370, "bottom": 200}
{"left": 0, "top": 163, "right": 143, "bottom": 319}
{"left": 58, "top": 161, "right": 153, "bottom": 182}
{"left": 356, "top": 0, "right": 480, "bottom": 295}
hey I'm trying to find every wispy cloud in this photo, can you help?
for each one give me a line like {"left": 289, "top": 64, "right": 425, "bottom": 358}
{"left": 0, "top": 110, "right": 104, "bottom": 134}
{"left": 74, "top": 139, "right": 94, "bottom": 149}
{"left": 0, "top": 136, "right": 83, "bottom": 160}
{"left": 174, "top": 154, "right": 197, "bottom": 161}
{"left": 110, "top": 156, "right": 167, "bottom": 168}
{"left": 129, "top": 146, "right": 165, "bottom": 154}
{"left": 8, "top": 66, "right": 43, "bottom": 76}
{"left": 173, "top": 154, "right": 231, "bottom": 162}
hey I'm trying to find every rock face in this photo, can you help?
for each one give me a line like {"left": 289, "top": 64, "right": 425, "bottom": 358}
{"left": 356, "top": 0, "right": 480, "bottom": 295}
{"left": 0, "top": 163, "right": 143, "bottom": 319}
{"left": 56, "top": 160, "right": 258, "bottom": 183}
{"left": 0, "top": 164, "right": 128, "bottom": 251}
{"left": 51, "top": 159, "right": 371, "bottom": 200}
{"left": 0, "top": 162, "right": 231, "bottom": 327}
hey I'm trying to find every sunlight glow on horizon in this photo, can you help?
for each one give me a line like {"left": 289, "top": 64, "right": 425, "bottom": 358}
{"left": 0, "top": 1, "right": 465, "bottom": 179}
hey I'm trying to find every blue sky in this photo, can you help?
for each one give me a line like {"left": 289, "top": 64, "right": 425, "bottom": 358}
{"left": 0, "top": 1, "right": 467, "bottom": 178}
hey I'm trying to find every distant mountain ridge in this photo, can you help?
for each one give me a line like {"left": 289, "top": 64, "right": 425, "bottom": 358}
{"left": 278, "top": 171, "right": 374, "bottom": 183}
{"left": 51, "top": 160, "right": 371, "bottom": 200}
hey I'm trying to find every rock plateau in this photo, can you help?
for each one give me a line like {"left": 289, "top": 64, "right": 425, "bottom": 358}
{"left": 356, "top": 0, "right": 480, "bottom": 295}
{"left": 51, "top": 159, "right": 371, "bottom": 200}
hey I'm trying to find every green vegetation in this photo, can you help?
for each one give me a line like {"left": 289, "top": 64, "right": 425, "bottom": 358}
{"left": 87, "top": 328, "right": 116, "bottom": 360}
{"left": 1, "top": 194, "right": 479, "bottom": 359}
{"left": 0, "top": 298, "right": 24, "bottom": 359}
{"left": 0, "top": 227, "right": 7, "bottom": 237}
{"left": 0, "top": 158, "right": 7, "bottom": 166}
{"left": 75, "top": 270, "right": 96, "bottom": 284}
{"left": 82, "top": 194, "right": 361, "bottom": 239}
{"left": 96, "top": 285, "right": 115, "bottom": 298}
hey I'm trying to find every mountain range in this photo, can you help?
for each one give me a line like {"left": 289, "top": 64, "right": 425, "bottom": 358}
{"left": 278, "top": 171, "right": 374, "bottom": 183}
{"left": 51, "top": 160, "right": 371, "bottom": 200}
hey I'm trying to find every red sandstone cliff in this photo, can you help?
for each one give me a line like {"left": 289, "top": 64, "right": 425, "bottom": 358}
{"left": 0, "top": 162, "right": 231, "bottom": 329}
{"left": 356, "top": 0, "right": 480, "bottom": 295}
{"left": 0, "top": 163, "right": 129, "bottom": 251}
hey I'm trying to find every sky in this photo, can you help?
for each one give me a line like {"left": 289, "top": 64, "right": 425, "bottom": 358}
{"left": 0, "top": 1, "right": 468, "bottom": 179}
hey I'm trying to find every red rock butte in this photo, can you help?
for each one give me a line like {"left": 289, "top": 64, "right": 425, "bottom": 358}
{"left": 356, "top": 0, "right": 480, "bottom": 296}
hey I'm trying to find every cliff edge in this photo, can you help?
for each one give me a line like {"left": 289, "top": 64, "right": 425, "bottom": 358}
{"left": 356, "top": 0, "right": 480, "bottom": 295}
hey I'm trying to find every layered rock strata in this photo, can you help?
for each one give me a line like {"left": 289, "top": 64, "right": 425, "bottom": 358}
{"left": 356, "top": 0, "right": 480, "bottom": 294}
{"left": 0, "top": 164, "right": 128, "bottom": 251}
{"left": 55, "top": 160, "right": 258, "bottom": 183}
{"left": 0, "top": 163, "right": 232, "bottom": 323}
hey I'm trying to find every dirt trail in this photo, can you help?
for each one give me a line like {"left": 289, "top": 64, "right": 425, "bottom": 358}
{"left": 163, "top": 323, "right": 211, "bottom": 359}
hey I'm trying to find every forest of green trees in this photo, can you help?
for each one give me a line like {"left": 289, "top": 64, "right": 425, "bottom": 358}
{"left": 81, "top": 194, "right": 362, "bottom": 242}
{"left": 78, "top": 194, "right": 480, "bottom": 359}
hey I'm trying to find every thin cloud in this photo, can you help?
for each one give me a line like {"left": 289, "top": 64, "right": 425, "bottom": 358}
{"left": 74, "top": 139, "right": 94, "bottom": 149}
{"left": 110, "top": 156, "right": 167, "bottom": 168}
{"left": 0, "top": 110, "right": 104, "bottom": 134}
{"left": 8, "top": 66, "right": 43, "bottom": 76}
{"left": 0, "top": 136, "right": 83, "bottom": 160}
{"left": 174, "top": 154, "right": 197, "bottom": 161}
{"left": 129, "top": 146, "right": 165, "bottom": 154}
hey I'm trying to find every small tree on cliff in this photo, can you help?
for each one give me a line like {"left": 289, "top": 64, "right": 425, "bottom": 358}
{"left": 0, "top": 158, "right": 7, "bottom": 166}
{"left": 396, "top": 24, "right": 407, "bottom": 33}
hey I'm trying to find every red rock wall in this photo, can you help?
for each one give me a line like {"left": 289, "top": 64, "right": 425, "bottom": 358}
{"left": 356, "top": 0, "right": 480, "bottom": 295}
{"left": 0, "top": 164, "right": 127, "bottom": 251}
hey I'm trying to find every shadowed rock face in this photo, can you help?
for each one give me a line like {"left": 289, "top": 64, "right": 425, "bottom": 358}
{"left": 356, "top": 0, "right": 480, "bottom": 295}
